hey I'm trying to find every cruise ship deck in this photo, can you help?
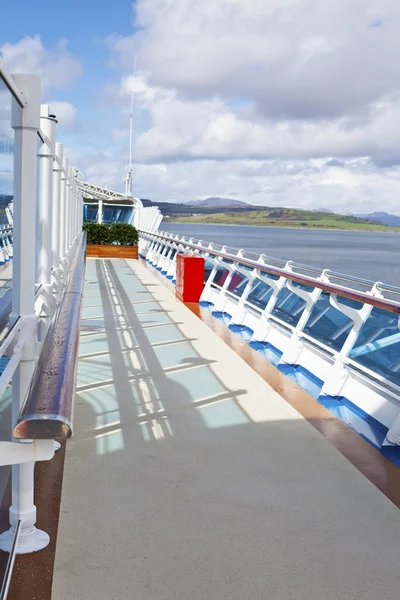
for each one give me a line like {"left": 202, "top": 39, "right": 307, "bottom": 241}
{"left": 8, "top": 257, "right": 394, "bottom": 600}
{"left": 1, "top": 66, "right": 400, "bottom": 600}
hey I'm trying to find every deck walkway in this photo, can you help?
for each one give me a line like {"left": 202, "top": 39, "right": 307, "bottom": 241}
{"left": 52, "top": 258, "right": 399, "bottom": 600}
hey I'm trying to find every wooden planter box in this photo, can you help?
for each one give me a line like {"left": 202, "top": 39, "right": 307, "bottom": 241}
{"left": 86, "top": 244, "right": 138, "bottom": 259}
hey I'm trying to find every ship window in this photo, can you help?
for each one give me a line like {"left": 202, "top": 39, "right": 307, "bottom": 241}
{"left": 102, "top": 206, "right": 134, "bottom": 223}
{"left": 83, "top": 204, "right": 98, "bottom": 222}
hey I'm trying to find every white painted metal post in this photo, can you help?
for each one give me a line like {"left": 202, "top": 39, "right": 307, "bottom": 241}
{"left": 75, "top": 184, "right": 79, "bottom": 237}
{"left": 60, "top": 154, "right": 67, "bottom": 264}
{"left": 98, "top": 199, "right": 103, "bottom": 223}
{"left": 80, "top": 192, "right": 83, "bottom": 229}
{"left": 68, "top": 166, "right": 74, "bottom": 249}
{"left": 75, "top": 182, "right": 80, "bottom": 237}
{"left": 52, "top": 143, "right": 63, "bottom": 271}
{"left": 37, "top": 105, "right": 56, "bottom": 336}
{"left": 52, "top": 143, "right": 63, "bottom": 302}
{"left": 70, "top": 175, "right": 75, "bottom": 244}
{"left": 72, "top": 179, "right": 77, "bottom": 239}
{"left": 78, "top": 190, "right": 83, "bottom": 232}
{"left": 132, "top": 197, "right": 142, "bottom": 229}
{"left": 0, "top": 74, "right": 50, "bottom": 554}
{"left": 65, "top": 161, "right": 71, "bottom": 252}
{"left": 76, "top": 190, "right": 80, "bottom": 234}
{"left": 73, "top": 176, "right": 78, "bottom": 241}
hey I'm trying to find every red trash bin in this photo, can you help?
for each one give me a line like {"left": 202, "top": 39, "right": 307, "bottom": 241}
{"left": 176, "top": 254, "right": 205, "bottom": 302}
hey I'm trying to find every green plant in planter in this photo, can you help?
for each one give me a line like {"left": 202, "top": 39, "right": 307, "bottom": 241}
{"left": 82, "top": 222, "right": 110, "bottom": 245}
{"left": 83, "top": 222, "right": 139, "bottom": 246}
{"left": 108, "top": 222, "right": 139, "bottom": 246}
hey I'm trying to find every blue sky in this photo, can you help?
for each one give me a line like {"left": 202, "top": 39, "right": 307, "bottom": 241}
{"left": 1, "top": 1, "right": 400, "bottom": 213}
{"left": 1, "top": 3, "right": 134, "bottom": 132}
{"left": 1, "top": 0, "right": 134, "bottom": 85}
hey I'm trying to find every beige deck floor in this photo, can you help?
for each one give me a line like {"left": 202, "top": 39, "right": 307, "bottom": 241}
{"left": 52, "top": 258, "right": 400, "bottom": 600}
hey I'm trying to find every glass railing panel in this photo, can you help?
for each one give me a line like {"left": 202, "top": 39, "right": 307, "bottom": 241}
{"left": 246, "top": 279, "right": 274, "bottom": 311}
{"left": 335, "top": 295, "right": 364, "bottom": 311}
{"left": 0, "top": 80, "right": 13, "bottom": 217}
{"left": 270, "top": 283, "right": 309, "bottom": 327}
{"left": 212, "top": 265, "right": 230, "bottom": 288}
{"left": 0, "top": 76, "right": 15, "bottom": 296}
{"left": 204, "top": 259, "right": 214, "bottom": 283}
{"left": 0, "top": 76, "right": 15, "bottom": 481}
{"left": 228, "top": 272, "right": 249, "bottom": 298}
{"left": 349, "top": 307, "right": 400, "bottom": 386}
{"left": 303, "top": 292, "right": 355, "bottom": 352}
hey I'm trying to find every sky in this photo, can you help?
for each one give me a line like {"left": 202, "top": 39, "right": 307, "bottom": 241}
{"left": 1, "top": 0, "right": 400, "bottom": 214}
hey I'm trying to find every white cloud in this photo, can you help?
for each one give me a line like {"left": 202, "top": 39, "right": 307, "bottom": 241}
{"left": 114, "top": 0, "right": 400, "bottom": 120}
{"left": 47, "top": 101, "right": 77, "bottom": 131}
{"left": 119, "top": 76, "right": 400, "bottom": 167}
{"left": 0, "top": 36, "right": 82, "bottom": 90}
{"left": 70, "top": 140, "right": 400, "bottom": 215}
{"left": 95, "top": 1, "right": 400, "bottom": 213}
{"left": 7, "top": 1, "right": 394, "bottom": 214}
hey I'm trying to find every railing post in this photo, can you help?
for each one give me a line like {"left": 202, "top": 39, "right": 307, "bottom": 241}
{"left": 37, "top": 105, "right": 57, "bottom": 336}
{"left": 52, "top": 142, "right": 63, "bottom": 297}
{"left": 279, "top": 274, "right": 327, "bottom": 365}
{"left": 73, "top": 176, "right": 78, "bottom": 241}
{"left": 68, "top": 166, "right": 74, "bottom": 250}
{"left": 76, "top": 180, "right": 81, "bottom": 237}
{"left": 70, "top": 175, "right": 76, "bottom": 244}
{"left": 0, "top": 74, "right": 50, "bottom": 554}
{"left": 60, "top": 153, "right": 67, "bottom": 266}
{"left": 74, "top": 180, "right": 77, "bottom": 240}
{"left": 64, "top": 160, "right": 71, "bottom": 253}
{"left": 98, "top": 198, "right": 103, "bottom": 223}
{"left": 79, "top": 190, "right": 83, "bottom": 231}
{"left": 322, "top": 285, "right": 383, "bottom": 397}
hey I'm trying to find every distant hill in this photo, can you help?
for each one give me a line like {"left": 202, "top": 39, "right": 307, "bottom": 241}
{"left": 164, "top": 207, "right": 400, "bottom": 231}
{"left": 139, "top": 198, "right": 400, "bottom": 231}
{"left": 186, "top": 197, "right": 254, "bottom": 208}
{"left": 140, "top": 198, "right": 260, "bottom": 216}
{"left": 354, "top": 212, "right": 400, "bottom": 226}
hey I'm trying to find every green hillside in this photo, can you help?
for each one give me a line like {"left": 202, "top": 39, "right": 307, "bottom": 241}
{"left": 167, "top": 208, "right": 400, "bottom": 231}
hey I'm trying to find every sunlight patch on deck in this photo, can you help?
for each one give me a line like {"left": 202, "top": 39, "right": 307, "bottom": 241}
{"left": 53, "top": 257, "right": 400, "bottom": 600}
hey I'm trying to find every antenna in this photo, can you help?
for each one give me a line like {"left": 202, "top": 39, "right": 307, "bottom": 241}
{"left": 125, "top": 56, "right": 137, "bottom": 197}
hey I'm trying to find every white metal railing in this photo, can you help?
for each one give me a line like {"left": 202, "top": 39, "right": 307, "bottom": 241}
{"left": 0, "top": 61, "right": 85, "bottom": 566}
{"left": 139, "top": 229, "right": 400, "bottom": 453}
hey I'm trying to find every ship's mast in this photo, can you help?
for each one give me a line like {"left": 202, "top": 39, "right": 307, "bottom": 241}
{"left": 125, "top": 56, "right": 137, "bottom": 197}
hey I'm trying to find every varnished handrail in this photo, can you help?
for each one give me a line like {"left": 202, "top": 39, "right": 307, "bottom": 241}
{"left": 140, "top": 230, "right": 400, "bottom": 315}
{"left": 13, "top": 232, "right": 86, "bottom": 439}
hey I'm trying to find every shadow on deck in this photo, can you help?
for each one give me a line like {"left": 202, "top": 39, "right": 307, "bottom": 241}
{"left": 49, "top": 258, "right": 399, "bottom": 600}
{"left": 1, "top": 259, "right": 399, "bottom": 600}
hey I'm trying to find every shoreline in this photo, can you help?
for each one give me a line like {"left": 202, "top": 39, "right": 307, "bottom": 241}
{"left": 166, "top": 220, "right": 400, "bottom": 233}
